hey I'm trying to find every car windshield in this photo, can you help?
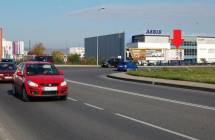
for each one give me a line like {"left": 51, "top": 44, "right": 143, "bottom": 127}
{"left": 121, "top": 62, "right": 128, "bottom": 65}
{"left": 0, "top": 63, "right": 16, "bottom": 70}
{"left": 26, "top": 64, "right": 59, "bottom": 76}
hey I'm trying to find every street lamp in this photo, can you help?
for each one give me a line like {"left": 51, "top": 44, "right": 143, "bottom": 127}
{"left": 68, "top": 7, "right": 106, "bottom": 66}
{"left": 97, "top": 36, "right": 99, "bottom": 66}
{"left": 96, "top": 7, "right": 106, "bottom": 66}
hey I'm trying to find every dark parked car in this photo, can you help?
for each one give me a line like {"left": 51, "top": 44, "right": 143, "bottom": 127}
{"left": 33, "top": 56, "right": 53, "bottom": 63}
{"left": 117, "top": 61, "right": 138, "bottom": 71}
{"left": 101, "top": 58, "right": 123, "bottom": 68}
{"left": 0, "top": 62, "right": 16, "bottom": 82}
{"left": 1, "top": 59, "right": 15, "bottom": 63}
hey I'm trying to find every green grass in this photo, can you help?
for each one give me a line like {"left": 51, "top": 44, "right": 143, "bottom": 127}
{"left": 127, "top": 67, "right": 215, "bottom": 84}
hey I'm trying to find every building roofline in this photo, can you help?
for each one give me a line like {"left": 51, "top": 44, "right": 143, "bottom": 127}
{"left": 132, "top": 34, "right": 170, "bottom": 37}
{"left": 85, "top": 32, "right": 125, "bottom": 39}
{"left": 197, "top": 36, "right": 215, "bottom": 38}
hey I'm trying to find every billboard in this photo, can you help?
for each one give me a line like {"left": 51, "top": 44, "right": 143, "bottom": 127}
{"left": 146, "top": 49, "right": 165, "bottom": 61}
{"left": 128, "top": 48, "right": 184, "bottom": 61}
{"left": 165, "top": 49, "right": 184, "bottom": 60}
{"left": 129, "top": 48, "right": 146, "bottom": 60}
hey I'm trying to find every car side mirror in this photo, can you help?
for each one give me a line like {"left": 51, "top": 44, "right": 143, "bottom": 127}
{"left": 17, "top": 71, "right": 23, "bottom": 77}
{"left": 59, "top": 70, "right": 64, "bottom": 75}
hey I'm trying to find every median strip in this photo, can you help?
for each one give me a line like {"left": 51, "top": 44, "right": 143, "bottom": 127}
{"left": 66, "top": 79, "right": 215, "bottom": 111}
{"left": 114, "top": 113, "right": 199, "bottom": 140}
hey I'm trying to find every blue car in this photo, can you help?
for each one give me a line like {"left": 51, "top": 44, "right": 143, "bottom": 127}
{"left": 117, "top": 61, "right": 138, "bottom": 71}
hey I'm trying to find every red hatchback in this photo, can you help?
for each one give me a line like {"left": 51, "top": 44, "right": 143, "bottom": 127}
{"left": 0, "top": 62, "right": 16, "bottom": 82}
{"left": 13, "top": 61, "right": 68, "bottom": 101}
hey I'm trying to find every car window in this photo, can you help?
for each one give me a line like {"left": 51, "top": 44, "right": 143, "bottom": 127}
{"left": 26, "top": 64, "right": 59, "bottom": 76}
{"left": 0, "top": 63, "right": 16, "bottom": 70}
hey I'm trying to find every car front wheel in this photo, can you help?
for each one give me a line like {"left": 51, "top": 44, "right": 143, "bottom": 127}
{"left": 22, "top": 87, "right": 30, "bottom": 102}
{"left": 59, "top": 95, "right": 67, "bottom": 101}
{"left": 13, "top": 84, "right": 18, "bottom": 97}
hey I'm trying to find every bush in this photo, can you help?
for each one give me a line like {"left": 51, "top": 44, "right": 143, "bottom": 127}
{"left": 80, "top": 58, "right": 97, "bottom": 65}
{"left": 51, "top": 51, "right": 64, "bottom": 64}
{"left": 67, "top": 54, "right": 81, "bottom": 64}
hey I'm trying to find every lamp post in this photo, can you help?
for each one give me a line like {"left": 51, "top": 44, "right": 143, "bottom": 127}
{"left": 68, "top": 7, "right": 106, "bottom": 66}
{"left": 96, "top": 36, "right": 99, "bottom": 66}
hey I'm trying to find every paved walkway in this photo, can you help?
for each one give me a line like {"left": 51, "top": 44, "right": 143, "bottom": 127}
{"left": 108, "top": 72, "right": 215, "bottom": 92}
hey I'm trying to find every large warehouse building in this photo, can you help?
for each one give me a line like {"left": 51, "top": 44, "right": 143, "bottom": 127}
{"left": 85, "top": 32, "right": 125, "bottom": 61}
{"left": 0, "top": 28, "right": 2, "bottom": 60}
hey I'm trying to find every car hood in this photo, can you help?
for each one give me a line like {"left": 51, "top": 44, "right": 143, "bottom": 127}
{"left": 27, "top": 75, "right": 65, "bottom": 84}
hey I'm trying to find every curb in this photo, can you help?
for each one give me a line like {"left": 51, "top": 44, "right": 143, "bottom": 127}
{"left": 107, "top": 73, "right": 215, "bottom": 92}
{"left": 55, "top": 65, "right": 99, "bottom": 67}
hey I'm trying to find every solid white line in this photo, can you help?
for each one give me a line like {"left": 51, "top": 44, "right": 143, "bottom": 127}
{"left": 68, "top": 97, "right": 78, "bottom": 102}
{"left": 114, "top": 113, "right": 199, "bottom": 140}
{"left": 66, "top": 79, "right": 215, "bottom": 111}
{"left": 84, "top": 103, "right": 104, "bottom": 110}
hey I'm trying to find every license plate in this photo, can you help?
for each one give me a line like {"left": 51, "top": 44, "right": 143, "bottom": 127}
{"left": 43, "top": 87, "right": 57, "bottom": 91}
{"left": 5, "top": 76, "right": 12, "bottom": 79}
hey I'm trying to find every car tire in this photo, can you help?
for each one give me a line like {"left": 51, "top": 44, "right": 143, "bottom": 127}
{"left": 22, "top": 87, "right": 30, "bottom": 102}
{"left": 59, "top": 95, "right": 67, "bottom": 101}
{"left": 13, "top": 84, "right": 18, "bottom": 97}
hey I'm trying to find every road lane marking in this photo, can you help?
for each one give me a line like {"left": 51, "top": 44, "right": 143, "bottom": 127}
{"left": 66, "top": 79, "right": 215, "bottom": 111}
{"left": 68, "top": 97, "right": 78, "bottom": 102}
{"left": 84, "top": 103, "right": 104, "bottom": 110}
{"left": 114, "top": 113, "right": 199, "bottom": 140}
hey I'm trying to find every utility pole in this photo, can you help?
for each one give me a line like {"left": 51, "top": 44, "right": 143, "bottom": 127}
{"left": 28, "top": 40, "right": 31, "bottom": 51}
{"left": 96, "top": 36, "right": 99, "bottom": 66}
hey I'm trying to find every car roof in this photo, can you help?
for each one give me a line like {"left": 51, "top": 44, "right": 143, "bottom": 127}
{"left": 23, "top": 61, "right": 52, "bottom": 64}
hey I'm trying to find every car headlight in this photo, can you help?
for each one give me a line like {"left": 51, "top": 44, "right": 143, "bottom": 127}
{"left": 60, "top": 81, "right": 67, "bottom": 86}
{"left": 28, "top": 80, "right": 38, "bottom": 87}
{"left": 124, "top": 65, "right": 127, "bottom": 68}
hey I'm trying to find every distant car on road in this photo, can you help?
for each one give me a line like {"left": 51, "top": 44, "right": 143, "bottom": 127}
{"left": 101, "top": 58, "right": 123, "bottom": 68}
{"left": 0, "top": 62, "right": 16, "bottom": 82}
{"left": 117, "top": 61, "right": 138, "bottom": 71}
{"left": 13, "top": 61, "right": 68, "bottom": 101}
{"left": 33, "top": 56, "right": 53, "bottom": 63}
{"left": 1, "top": 59, "right": 15, "bottom": 63}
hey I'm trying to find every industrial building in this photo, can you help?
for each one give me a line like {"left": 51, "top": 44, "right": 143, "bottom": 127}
{"left": 0, "top": 28, "right": 2, "bottom": 60}
{"left": 128, "top": 34, "right": 215, "bottom": 65}
{"left": 85, "top": 32, "right": 125, "bottom": 61}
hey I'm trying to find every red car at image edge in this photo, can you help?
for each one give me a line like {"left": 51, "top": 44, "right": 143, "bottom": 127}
{"left": 13, "top": 61, "right": 68, "bottom": 101}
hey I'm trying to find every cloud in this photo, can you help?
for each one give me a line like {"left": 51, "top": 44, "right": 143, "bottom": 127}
{"left": 67, "top": 3, "right": 215, "bottom": 35}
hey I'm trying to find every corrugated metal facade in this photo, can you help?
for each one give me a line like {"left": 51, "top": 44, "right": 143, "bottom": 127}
{"left": 0, "top": 28, "right": 2, "bottom": 60}
{"left": 85, "top": 33, "right": 125, "bottom": 61}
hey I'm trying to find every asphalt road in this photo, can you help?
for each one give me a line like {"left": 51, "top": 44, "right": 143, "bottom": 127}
{"left": 0, "top": 67, "right": 215, "bottom": 140}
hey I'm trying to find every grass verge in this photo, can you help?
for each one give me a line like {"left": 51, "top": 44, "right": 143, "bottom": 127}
{"left": 127, "top": 67, "right": 215, "bottom": 84}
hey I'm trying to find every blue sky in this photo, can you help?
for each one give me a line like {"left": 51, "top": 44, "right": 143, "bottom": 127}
{"left": 0, "top": 0, "right": 214, "bottom": 49}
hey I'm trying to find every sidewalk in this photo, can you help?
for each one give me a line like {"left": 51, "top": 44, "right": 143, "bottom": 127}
{"left": 107, "top": 72, "right": 215, "bottom": 92}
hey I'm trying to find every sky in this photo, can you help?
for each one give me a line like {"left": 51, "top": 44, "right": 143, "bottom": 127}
{"left": 0, "top": 0, "right": 215, "bottom": 49}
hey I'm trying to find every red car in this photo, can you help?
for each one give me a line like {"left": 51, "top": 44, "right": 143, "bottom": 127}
{"left": 13, "top": 61, "right": 68, "bottom": 101}
{"left": 0, "top": 62, "right": 16, "bottom": 82}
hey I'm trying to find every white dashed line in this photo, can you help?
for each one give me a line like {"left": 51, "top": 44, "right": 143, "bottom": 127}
{"left": 114, "top": 113, "right": 199, "bottom": 140}
{"left": 84, "top": 103, "right": 104, "bottom": 110}
{"left": 68, "top": 97, "right": 78, "bottom": 102}
{"left": 66, "top": 79, "right": 215, "bottom": 111}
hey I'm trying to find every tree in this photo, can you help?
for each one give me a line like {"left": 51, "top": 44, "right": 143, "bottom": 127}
{"left": 31, "top": 43, "right": 46, "bottom": 56}
{"left": 67, "top": 54, "right": 81, "bottom": 64}
{"left": 51, "top": 51, "right": 65, "bottom": 64}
